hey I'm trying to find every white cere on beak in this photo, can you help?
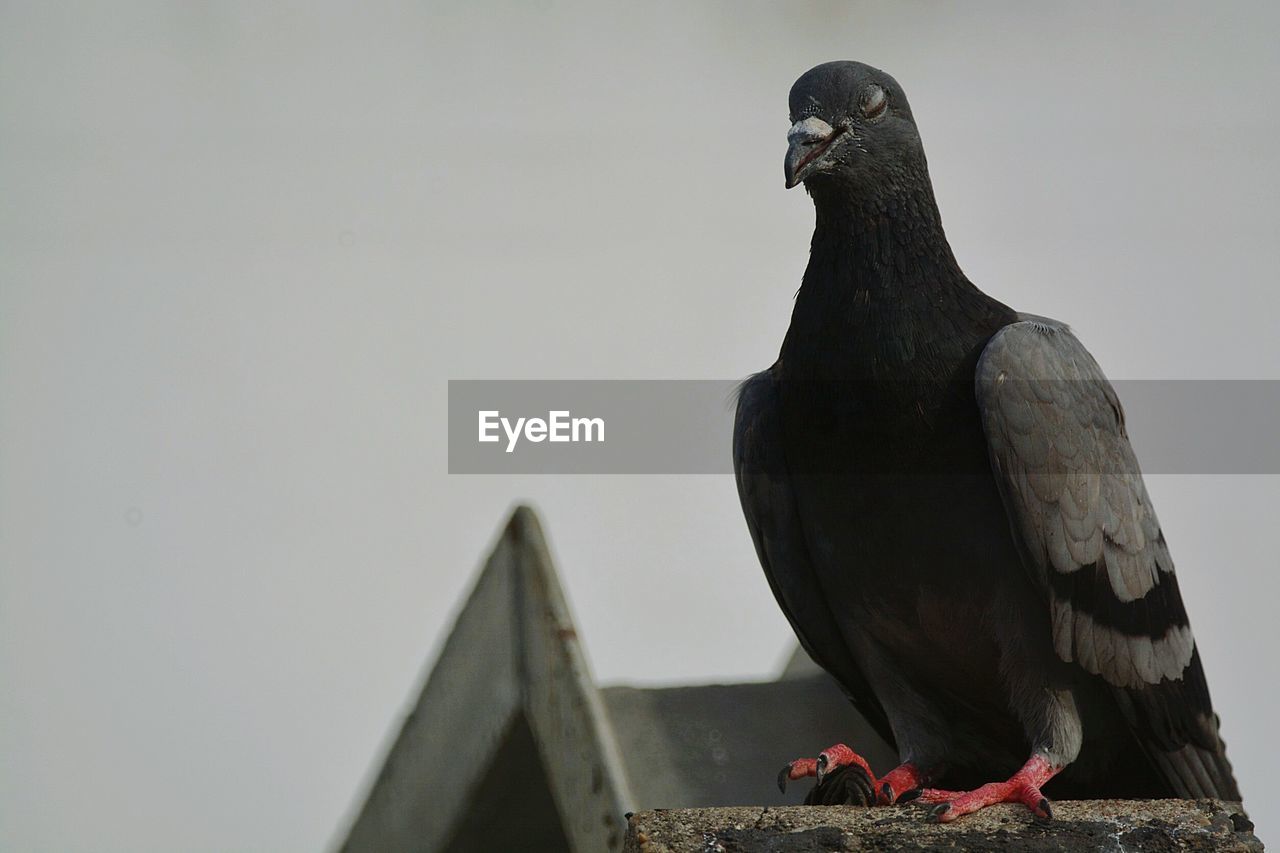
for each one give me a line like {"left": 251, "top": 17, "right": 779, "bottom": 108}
{"left": 788, "top": 116, "right": 835, "bottom": 146}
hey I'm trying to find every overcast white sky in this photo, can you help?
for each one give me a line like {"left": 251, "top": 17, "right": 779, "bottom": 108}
{"left": 2, "top": 2, "right": 1277, "bottom": 849}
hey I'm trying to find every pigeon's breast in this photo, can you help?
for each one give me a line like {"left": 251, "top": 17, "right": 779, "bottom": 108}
{"left": 780, "top": 386, "right": 1048, "bottom": 721}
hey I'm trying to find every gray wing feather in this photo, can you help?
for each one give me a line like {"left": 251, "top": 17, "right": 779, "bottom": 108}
{"left": 975, "top": 318, "right": 1238, "bottom": 800}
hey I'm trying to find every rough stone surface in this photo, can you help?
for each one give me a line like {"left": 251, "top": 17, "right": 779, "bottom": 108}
{"left": 623, "top": 800, "right": 1261, "bottom": 852}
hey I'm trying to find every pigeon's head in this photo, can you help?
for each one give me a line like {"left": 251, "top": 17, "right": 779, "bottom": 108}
{"left": 784, "top": 61, "right": 921, "bottom": 191}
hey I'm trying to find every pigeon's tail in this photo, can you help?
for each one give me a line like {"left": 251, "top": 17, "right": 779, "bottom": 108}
{"left": 1149, "top": 717, "right": 1241, "bottom": 803}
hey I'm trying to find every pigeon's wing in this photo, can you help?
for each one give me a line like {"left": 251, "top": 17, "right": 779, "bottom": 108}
{"left": 974, "top": 318, "right": 1238, "bottom": 799}
{"left": 734, "top": 367, "right": 895, "bottom": 749}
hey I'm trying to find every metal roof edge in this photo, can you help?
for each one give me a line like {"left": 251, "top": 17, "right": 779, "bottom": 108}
{"left": 337, "top": 505, "right": 636, "bottom": 852}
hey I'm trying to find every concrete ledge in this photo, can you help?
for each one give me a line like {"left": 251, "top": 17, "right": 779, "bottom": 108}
{"left": 624, "top": 800, "right": 1260, "bottom": 852}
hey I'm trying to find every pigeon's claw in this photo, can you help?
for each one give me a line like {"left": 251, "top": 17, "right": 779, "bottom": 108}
{"left": 920, "top": 755, "right": 1059, "bottom": 823}
{"left": 778, "top": 743, "right": 873, "bottom": 794}
{"left": 875, "top": 762, "right": 930, "bottom": 805}
{"left": 777, "top": 757, "right": 819, "bottom": 793}
{"left": 778, "top": 746, "right": 935, "bottom": 807}
{"left": 815, "top": 743, "right": 873, "bottom": 784}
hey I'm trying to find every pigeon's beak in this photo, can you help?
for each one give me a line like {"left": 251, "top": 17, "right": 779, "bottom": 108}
{"left": 784, "top": 117, "right": 843, "bottom": 189}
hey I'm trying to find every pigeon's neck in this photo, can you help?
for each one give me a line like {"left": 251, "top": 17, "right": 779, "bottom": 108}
{"left": 804, "top": 166, "right": 970, "bottom": 299}
{"left": 782, "top": 168, "right": 1012, "bottom": 380}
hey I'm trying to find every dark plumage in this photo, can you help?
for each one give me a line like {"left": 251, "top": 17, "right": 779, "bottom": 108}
{"left": 734, "top": 61, "right": 1239, "bottom": 819}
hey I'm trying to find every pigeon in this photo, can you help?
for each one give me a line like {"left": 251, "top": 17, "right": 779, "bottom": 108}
{"left": 733, "top": 60, "right": 1240, "bottom": 822}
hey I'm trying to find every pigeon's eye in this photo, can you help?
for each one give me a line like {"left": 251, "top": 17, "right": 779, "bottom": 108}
{"left": 861, "top": 85, "right": 887, "bottom": 119}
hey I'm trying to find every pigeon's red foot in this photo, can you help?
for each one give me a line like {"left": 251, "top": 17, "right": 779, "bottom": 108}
{"left": 876, "top": 762, "right": 930, "bottom": 805}
{"left": 921, "top": 754, "right": 1059, "bottom": 823}
{"left": 778, "top": 744, "right": 930, "bottom": 806}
